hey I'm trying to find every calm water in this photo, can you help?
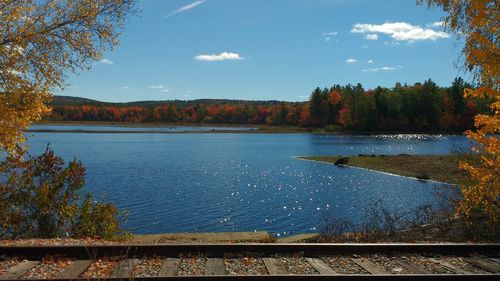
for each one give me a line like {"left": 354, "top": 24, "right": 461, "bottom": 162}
{"left": 26, "top": 129, "right": 469, "bottom": 236}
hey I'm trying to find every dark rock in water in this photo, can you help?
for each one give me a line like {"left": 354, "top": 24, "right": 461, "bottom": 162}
{"left": 335, "top": 157, "right": 349, "bottom": 165}
{"left": 416, "top": 174, "right": 430, "bottom": 181}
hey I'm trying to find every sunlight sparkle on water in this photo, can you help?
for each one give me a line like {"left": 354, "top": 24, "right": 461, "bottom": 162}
{"left": 374, "top": 134, "right": 445, "bottom": 140}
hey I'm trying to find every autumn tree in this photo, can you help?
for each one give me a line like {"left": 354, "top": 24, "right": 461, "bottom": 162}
{"left": 418, "top": 0, "right": 499, "bottom": 232}
{"left": 326, "top": 87, "right": 342, "bottom": 124}
{"left": 0, "top": 0, "right": 135, "bottom": 156}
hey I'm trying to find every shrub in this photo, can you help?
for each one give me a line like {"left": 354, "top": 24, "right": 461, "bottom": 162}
{"left": 318, "top": 214, "right": 355, "bottom": 242}
{"left": 318, "top": 193, "right": 498, "bottom": 243}
{"left": 0, "top": 146, "right": 123, "bottom": 239}
{"left": 71, "top": 194, "right": 121, "bottom": 239}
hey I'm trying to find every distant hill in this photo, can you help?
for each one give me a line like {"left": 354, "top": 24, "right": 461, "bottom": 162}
{"left": 50, "top": 96, "right": 103, "bottom": 106}
{"left": 51, "top": 95, "right": 298, "bottom": 107}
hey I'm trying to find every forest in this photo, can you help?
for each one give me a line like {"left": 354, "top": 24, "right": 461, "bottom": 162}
{"left": 46, "top": 78, "right": 491, "bottom": 132}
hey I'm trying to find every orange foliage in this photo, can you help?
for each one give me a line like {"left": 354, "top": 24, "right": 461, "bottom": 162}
{"left": 0, "top": 0, "right": 135, "bottom": 156}
{"left": 299, "top": 105, "right": 311, "bottom": 127}
{"left": 420, "top": 0, "right": 499, "bottom": 229}
{"left": 328, "top": 90, "right": 342, "bottom": 105}
{"left": 337, "top": 105, "right": 350, "bottom": 126}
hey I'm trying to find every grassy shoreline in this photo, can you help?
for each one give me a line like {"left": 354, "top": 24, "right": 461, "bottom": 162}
{"left": 32, "top": 121, "right": 323, "bottom": 133}
{"left": 35, "top": 120, "right": 259, "bottom": 128}
{"left": 298, "top": 155, "right": 468, "bottom": 185}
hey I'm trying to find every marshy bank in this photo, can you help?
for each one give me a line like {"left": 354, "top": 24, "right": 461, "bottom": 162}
{"left": 297, "top": 154, "right": 468, "bottom": 185}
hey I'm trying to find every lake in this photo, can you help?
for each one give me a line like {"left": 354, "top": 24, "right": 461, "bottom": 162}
{"left": 25, "top": 127, "right": 469, "bottom": 237}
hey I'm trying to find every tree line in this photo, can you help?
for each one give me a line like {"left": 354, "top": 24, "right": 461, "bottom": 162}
{"left": 46, "top": 78, "right": 490, "bottom": 132}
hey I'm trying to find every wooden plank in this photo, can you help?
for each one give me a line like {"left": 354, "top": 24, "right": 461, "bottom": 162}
{"left": 305, "top": 258, "right": 337, "bottom": 275}
{"left": 0, "top": 261, "right": 39, "bottom": 280}
{"left": 352, "top": 258, "right": 390, "bottom": 274}
{"left": 394, "top": 260, "right": 431, "bottom": 274}
{"left": 463, "top": 257, "right": 500, "bottom": 273}
{"left": 158, "top": 258, "right": 180, "bottom": 277}
{"left": 262, "top": 258, "right": 288, "bottom": 275}
{"left": 205, "top": 258, "right": 225, "bottom": 275}
{"left": 110, "top": 259, "right": 136, "bottom": 278}
{"left": 430, "top": 258, "right": 474, "bottom": 274}
{"left": 57, "top": 260, "right": 92, "bottom": 279}
{"left": 277, "top": 234, "right": 319, "bottom": 243}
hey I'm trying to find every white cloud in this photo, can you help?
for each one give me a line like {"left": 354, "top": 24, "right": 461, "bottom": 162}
{"left": 430, "top": 21, "right": 444, "bottom": 28}
{"left": 298, "top": 95, "right": 309, "bottom": 100}
{"left": 365, "top": 34, "right": 378, "bottom": 40}
{"left": 367, "top": 59, "right": 374, "bottom": 64}
{"left": 362, "top": 66, "right": 401, "bottom": 72}
{"left": 323, "top": 31, "right": 338, "bottom": 36}
{"left": 100, "top": 58, "right": 114, "bottom": 64}
{"left": 346, "top": 58, "right": 358, "bottom": 64}
{"left": 351, "top": 22, "right": 450, "bottom": 42}
{"left": 323, "top": 31, "right": 338, "bottom": 42}
{"left": 150, "top": 85, "right": 166, "bottom": 89}
{"left": 384, "top": 41, "right": 401, "bottom": 46}
{"left": 121, "top": 86, "right": 130, "bottom": 90}
{"left": 160, "top": 89, "right": 170, "bottom": 93}
{"left": 194, "top": 52, "right": 245, "bottom": 62}
{"left": 166, "top": 0, "right": 206, "bottom": 17}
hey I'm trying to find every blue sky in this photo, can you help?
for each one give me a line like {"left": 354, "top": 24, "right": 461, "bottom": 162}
{"left": 62, "top": 0, "right": 465, "bottom": 102}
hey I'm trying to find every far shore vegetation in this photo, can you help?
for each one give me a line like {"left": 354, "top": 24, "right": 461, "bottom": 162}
{"left": 44, "top": 77, "right": 491, "bottom": 134}
{"left": 298, "top": 154, "right": 469, "bottom": 185}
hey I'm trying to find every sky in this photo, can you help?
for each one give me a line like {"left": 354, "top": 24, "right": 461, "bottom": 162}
{"left": 61, "top": 0, "right": 467, "bottom": 102}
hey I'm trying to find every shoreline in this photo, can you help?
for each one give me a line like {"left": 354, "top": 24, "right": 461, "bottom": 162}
{"left": 31, "top": 121, "right": 316, "bottom": 134}
{"left": 296, "top": 155, "right": 467, "bottom": 185}
{"left": 294, "top": 156, "right": 453, "bottom": 185}
{"left": 25, "top": 129, "right": 310, "bottom": 134}
{"left": 0, "top": 231, "right": 322, "bottom": 245}
{"left": 34, "top": 120, "right": 260, "bottom": 128}
{"left": 31, "top": 121, "right": 466, "bottom": 135}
